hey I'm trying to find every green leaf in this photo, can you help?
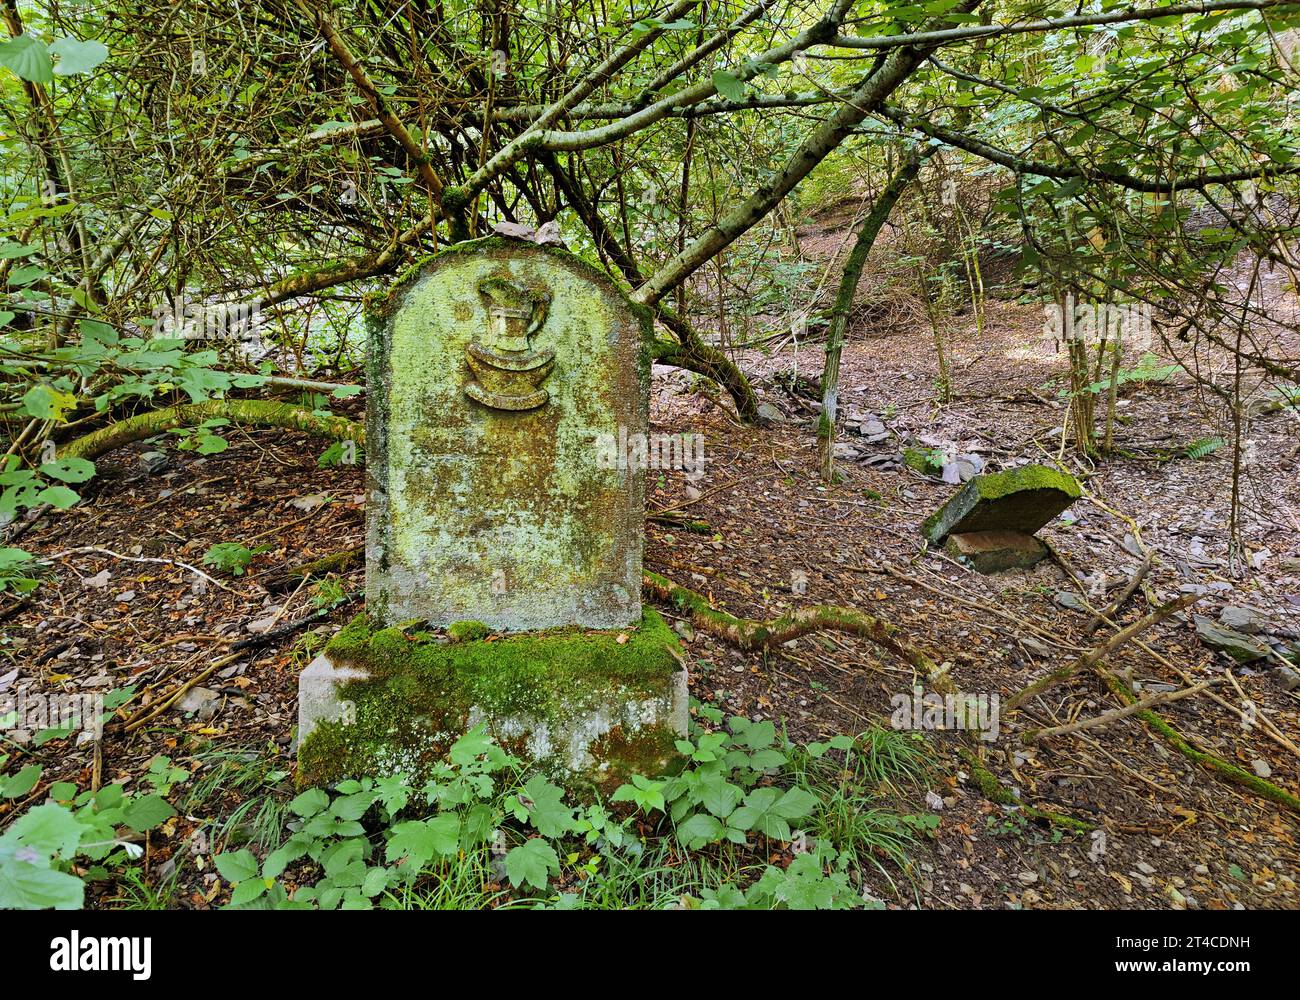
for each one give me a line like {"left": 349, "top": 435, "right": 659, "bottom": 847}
{"left": 35, "top": 486, "right": 79, "bottom": 509}
{"left": 21, "top": 385, "right": 76, "bottom": 422}
{"left": 448, "top": 725, "right": 494, "bottom": 765}
{"left": 48, "top": 37, "right": 108, "bottom": 76}
{"left": 361, "top": 865, "right": 389, "bottom": 897}
{"left": 729, "top": 786, "right": 816, "bottom": 840}
{"left": 698, "top": 774, "right": 743, "bottom": 819}
{"left": 712, "top": 70, "right": 745, "bottom": 102}
{"left": 228, "top": 878, "right": 268, "bottom": 905}
{"left": 287, "top": 787, "right": 329, "bottom": 817}
{"left": 504, "top": 838, "right": 559, "bottom": 890}
{"left": 262, "top": 840, "right": 308, "bottom": 879}
{"left": 0, "top": 35, "right": 54, "bottom": 85}
{"left": 0, "top": 851, "right": 84, "bottom": 909}
{"left": 385, "top": 814, "right": 460, "bottom": 866}
{"left": 39, "top": 457, "right": 94, "bottom": 484}
{"left": 676, "top": 812, "right": 725, "bottom": 849}
{"left": 1, "top": 764, "right": 42, "bottom": 798}
{"left": 7, "top": 802, "right": 81, "bottom": 856}
{"left": 214, "top": 849, "right": 259, "bottom": 883}
{"left": 514, "top": 776, "right": 573, "bottom": 838}
{"left": 122, "top": 793, "right": 176, "bottom": 832}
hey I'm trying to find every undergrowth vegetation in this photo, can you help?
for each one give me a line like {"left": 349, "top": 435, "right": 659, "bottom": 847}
{"left": 1, "top": 708, "right": 937, "bottom": 910}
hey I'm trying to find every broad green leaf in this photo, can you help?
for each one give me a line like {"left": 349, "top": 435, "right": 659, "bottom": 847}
{"left": 514, "top": 776, "right": 573, "bottom": 838}
{"left": 121, "top": 793, "right": 176, "bottom": 832}
{"left": 1, "top": 764, "right": 43, "bottom": 799}
{"left": 0, "top": 850, "right": 84, "bottom": 909}
{"left": 21, "top": 385, "right": 76, "bottom": 422}
{"left": 676, "top": 812, "right": 725, "bottom": 849}
{"left": 6, "top": 802, "right": 81, "bottom": 856}
{"left": 36, "top": 486, "right": 79, "bottom": 509}
{"left": 504, "top": 838, "right": 559, "bottom": 890}
{"left": 39, "top": 457, "right": 94, "bottom": 484}
{"left": 214, "top": 848, "right": 259, "bottom": 883}
{"left": 712, "top": 70, "right": 744, "bottom": 102}
{"left": 0, "top": 35, "right": 53, "bottom": 85}
{"left": 287, "top": 787, "right": 328, "bottom": 817}
{"left": 49, "top": 37, "right": 109, "bottom": 76}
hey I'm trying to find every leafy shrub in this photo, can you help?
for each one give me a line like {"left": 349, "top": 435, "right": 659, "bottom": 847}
{"left": 209, "top": 717, "right": 923, "bottom": 911}
{"left": 0, "top": 762, "right": 177, "bottom": 909}
{"left": 202, "top": 541, "right": 269, "bottom": 576}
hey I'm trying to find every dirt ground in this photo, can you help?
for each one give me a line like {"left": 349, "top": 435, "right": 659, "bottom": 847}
{"left": 3, "top": 267, "right": 1298, "bottom": 908}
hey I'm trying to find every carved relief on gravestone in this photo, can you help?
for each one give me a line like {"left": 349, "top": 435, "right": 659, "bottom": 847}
{"left": 463, "top": 278, "right": 556, "bottom": 411}
{"left": 366, "top": 237, "right": 651, "bottom": 631}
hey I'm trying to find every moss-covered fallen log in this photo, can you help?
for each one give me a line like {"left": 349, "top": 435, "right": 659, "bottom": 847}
{"left": 1096, "top": 668, "right": 1300, "bottom": 814}
{"left": 642, "top": 569, "right": 942, "bottom": 673}
{"left": 61, "top": 400, "right": 363, "bottom": 460}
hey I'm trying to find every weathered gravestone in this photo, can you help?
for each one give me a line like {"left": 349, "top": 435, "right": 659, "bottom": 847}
{"left": 920, "top": 464, "right": 1081, "bottom": 573}
{"left": 297, "top": 237, "right": 688, "bottom": 788}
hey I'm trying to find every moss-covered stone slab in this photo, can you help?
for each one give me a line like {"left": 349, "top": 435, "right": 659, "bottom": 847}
{"left": 944, "top": 530, "right": 1048, "bottom": 573}
{"left": 1194, "top": 615, "right": 1269, "bottom": 663}
{"left": 366, "top": 236, "right": 652, "bottom": 631}
{"left": 920, "top": 464, "right": 1081, "bottom": 545}
{"left": 297, "top": 610, "right": 687, "bottom": 791}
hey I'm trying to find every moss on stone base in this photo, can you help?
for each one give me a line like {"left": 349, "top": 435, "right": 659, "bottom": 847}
{"left": 298, "top": 609, "right": 686, "bottom": 793}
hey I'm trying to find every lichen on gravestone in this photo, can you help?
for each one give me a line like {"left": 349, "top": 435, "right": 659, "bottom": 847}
{"left": 366, "top": 236, "right": 653, "bottom": 632}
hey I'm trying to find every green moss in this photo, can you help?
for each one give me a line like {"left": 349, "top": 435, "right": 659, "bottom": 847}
{"left": 903, "top": 446, "right": 942, "bottom": 476}
{"left": 298, "top": 610, "right": 686, "bottom": 791}
{"left": 974, "top": 465, "right": 1081, "bottom": 502}
{"left": 447, "top": 620, "right": 490, "bottom": 642}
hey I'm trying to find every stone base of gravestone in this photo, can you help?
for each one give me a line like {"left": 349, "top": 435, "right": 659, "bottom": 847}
{"left": 297, "top": 611, "right": 687, "bottom": 790}
{"left": 920, "top": 464, "right": 1081, "bottom": 546}
{"left": 944, "top": 530, "right": 1048, "bottom": 573}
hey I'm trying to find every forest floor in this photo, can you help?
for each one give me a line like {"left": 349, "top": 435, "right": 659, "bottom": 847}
{"left": 3, "top": 260, "right": 1299, "bottom": 910}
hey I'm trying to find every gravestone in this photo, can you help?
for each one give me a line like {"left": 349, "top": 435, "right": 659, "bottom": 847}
{"left": 297, "top": 237, "right": 688, "bottom": 789}
{"left": 921, "top": 464, "right": 1081, "bottom": 574}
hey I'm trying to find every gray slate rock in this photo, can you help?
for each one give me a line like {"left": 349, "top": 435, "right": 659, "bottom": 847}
{"left": 1218, "top": 605, "right": 1264, "bottom": 634}
{"left": 756, "top": 402, "right": 785, "bottom": 425}
{"left": 1274, "top": 664, "right": 1300, "bottom": 691}
{"left": 140, "top": 451, "right": 169, "bottom": 474}
{"left": 920, "top": 465, "right": 1082, "bottom": 544}
{"left": 1194, "top": 616, "right": 1268, "bottom": 663}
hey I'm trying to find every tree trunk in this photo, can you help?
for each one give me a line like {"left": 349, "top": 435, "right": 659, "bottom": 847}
{"left": 819, "top": 149, "right": 927, "bottom": 480}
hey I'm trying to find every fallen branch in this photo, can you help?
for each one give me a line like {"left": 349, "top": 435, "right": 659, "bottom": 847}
{"left": 1083, "top": 552, "right": 1154, "bottom": 634}
{"left": 50, "top": 544, "right": 235, "bottom": 593}
{"left": 957, "top": 746, "right": 1094, "bottom": 832}
{"left": 1022, "top": 680, "right": 1219, "bottom": 742}
{"left": 1095, "top": 667, "right": 1300, "bottom": 813}
{"left": 645, "top": 569, "right": 1092, "bottom": 831}
{"left": 1004, "top": 593, "right": 1199, "bottom": 713}
{"left": 262, "top": 546, "right": 366, "bottom": 593}
{"left": 643, "top": 570, "right": 943, "bottom": 674}
{"left": 61, "top": 400, "right": 363, "bottom": 461}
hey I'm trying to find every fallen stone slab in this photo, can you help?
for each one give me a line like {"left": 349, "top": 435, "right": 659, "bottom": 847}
{"left": 944, "top": 530, "right": 1048, "bottom": 573}
{"left": 921, "top": 464, "right": 1082, "bottom": 545}
{"left": 1194, "top": 615, "right": 1269, "bottom": 663}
